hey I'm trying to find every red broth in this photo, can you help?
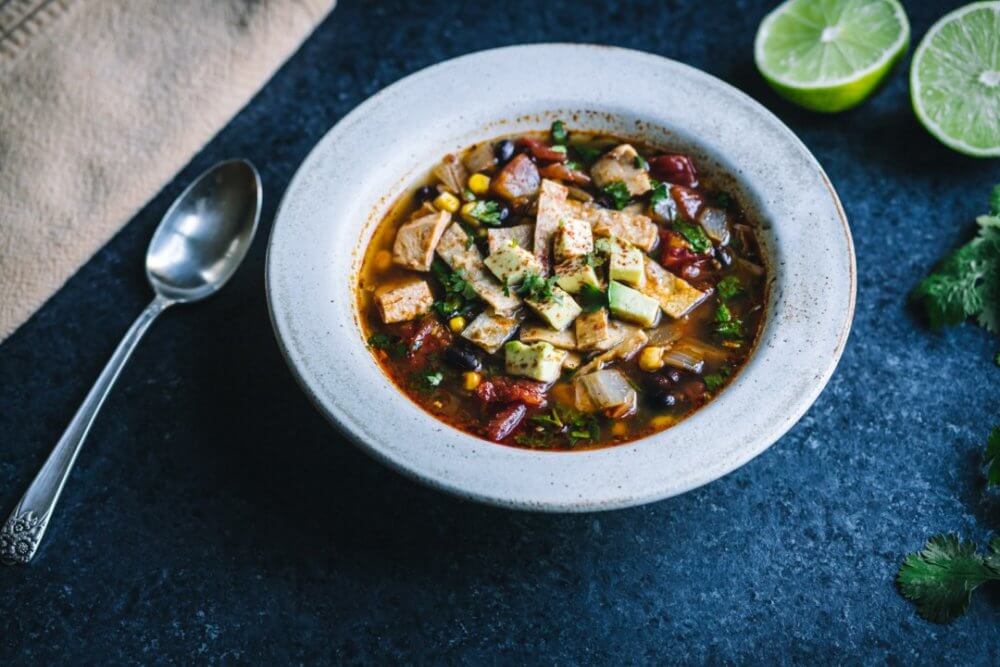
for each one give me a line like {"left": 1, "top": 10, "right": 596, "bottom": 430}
{"left": 357, "top": 126, "right": 767, "bottom": 450}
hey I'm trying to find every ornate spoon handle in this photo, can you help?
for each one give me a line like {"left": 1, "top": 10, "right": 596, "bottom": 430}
{"left": 1, "top": 296, "right": 172, "bottom": 565}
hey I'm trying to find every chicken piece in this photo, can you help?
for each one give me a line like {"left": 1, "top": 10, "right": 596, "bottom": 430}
{"left": 462, "top": 142, "right": 497, "bottom": 173}
{"left": 433, "top": 154, "right": 469, "bottom": 194}
{"left": 487, "top": 224, "right": 534, "bottom": 255}
{"left": 575, "top": 328, "right": 648, "bottom": 377}
{"left": 436, "top": 223, "right": 521, "bottom": 315}
{"left": 575, "top": 309, "right": 612, "bottom": 351}
{"left": 492, "top": 153, "right": 540, "bottom": 203}
{"left": 392, "top": 206, "right": 452, "bottom": 271}
{"left": 642, "top": 258, "right": 709, "bottom": 318}
{"left": 461, "top": 310, "right": 522, "bottom": 354}
{"left": 519, "top": 323, "right": 577, "bottom": 349}
{"left": 589, "top": 144, "right": 652, "bottom": 196}
{"left": 374, "top": 279, "right": 434, "bottom": 324}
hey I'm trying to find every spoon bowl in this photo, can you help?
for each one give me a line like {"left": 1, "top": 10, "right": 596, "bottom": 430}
{"left": 146, "top": 159, "right": 261, "bottom": 302}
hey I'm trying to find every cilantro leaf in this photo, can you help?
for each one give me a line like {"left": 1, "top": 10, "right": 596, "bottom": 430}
{"left": 897, "top": 534, "right": 1000, "bottom": 624}
{"left": 578, "top": 283, "right": 608, "bottom": 313}
{"left": 986, "top": 426, "right": 1000, "bottom": 486}
{"left": 551, "top": 120, "right": 568, "bottom": 145}
{"left": 717, "top": 276, "right": 742, "bottom": 301}
{"left": 633, "top": 154, "right": 649, "bottom": 171}
{"left": 650, "top": 181, "right": 677, "bottom": 222}
{"left": 513, "top": 272, "right": 560, "bottom": 303}
{"left": 465, "top": 200, "right": 504, "bottom": 226}
{"left": 673, "top": 220, "right": 712, "bottom": 254}
{"left": 432, "top": 259, "right": 481, "bottom": 317}
{"left": 367, "top": 333, "right": 407, "bottom": 359}
{"left": 602, "top": 181, "right": 631, "bottom": 210}
{"left": 714, "top": 303, "right": 742, "bottom": 340}
{"left": 703, "top": 373, "right": 725, "bottom": 392}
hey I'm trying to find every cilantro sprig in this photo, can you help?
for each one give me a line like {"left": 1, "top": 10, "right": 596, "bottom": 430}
{"left": 673, "top": 220, "right": 712, "bottom": 254}
{"left": 550, "top": 120, "right": 568, "bottom": 145}
{"left": 578, "top": 283, "right": 608, "bottom": 313}
{"left": 464, "top": 200, "right": 504, "bottom": 226}
{"left": 912, "top": 184, "right": 1000, "bottom": 358}
{"left": 602, "top": 181, "right": 631, "bottom": 210}
{"left": 431, "top": 259, "right": 481, "bottom": 318}
{"left": 507, "top": 271, "right": 560, "bottom": 303}
{"left": 516, "top": 406, "right": 601, "bottom": 448}
{"left": 367, "top": 333, "right": 407, "bottom": 358}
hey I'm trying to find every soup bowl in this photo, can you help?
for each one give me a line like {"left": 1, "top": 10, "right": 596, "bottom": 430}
{"left": 266, "top": 44, "right": 855, "bottom": 512}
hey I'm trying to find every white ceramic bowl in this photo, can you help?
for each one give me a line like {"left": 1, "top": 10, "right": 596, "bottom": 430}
{"left": 266, "top": 45, "right": 855, "bottom": 512}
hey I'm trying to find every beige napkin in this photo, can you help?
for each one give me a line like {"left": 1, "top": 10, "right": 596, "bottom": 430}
{"left": 0, "top": 0, "right": 335, "bottom": 342}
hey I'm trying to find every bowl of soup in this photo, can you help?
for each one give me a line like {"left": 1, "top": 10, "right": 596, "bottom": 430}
{"left": 266, "top": 45, "right": 855, "bottom": 511}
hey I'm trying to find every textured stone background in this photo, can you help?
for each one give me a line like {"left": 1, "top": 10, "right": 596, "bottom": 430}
{"left": 2, "top": 0, "right": 999, "bottom": 663}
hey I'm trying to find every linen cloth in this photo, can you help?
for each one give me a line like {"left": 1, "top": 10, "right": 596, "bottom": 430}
{"left": 0, "top": 0, "right": 335, "bottom": 341}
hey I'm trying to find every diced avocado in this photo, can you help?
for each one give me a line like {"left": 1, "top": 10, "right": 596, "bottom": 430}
{"left": 608, "top": 281, "right": 660, "bottom": 327}
{"left": 504, "top": 341, "right": 567, "bottom": 382}
{"left": 483, "top": 243, "right": 543, "bottom": 285}
{"left": 609, "top": 244, "right": 645, "bottom": 287}
{"left": 553, "top": 217, "right": 593, "bottom": 262}
{"left": 525, "top": 286, "right": 582, "bottom": 331}
{"left": 554, "top": 257, "right": 600, "bottom": 294}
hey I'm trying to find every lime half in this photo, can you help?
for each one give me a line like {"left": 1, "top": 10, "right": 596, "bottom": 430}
{"left": 911, "top": 2, "right": 1000, "bottom": 157}
{"left": 755, "top": 0, "right": 910, "bottom": 112}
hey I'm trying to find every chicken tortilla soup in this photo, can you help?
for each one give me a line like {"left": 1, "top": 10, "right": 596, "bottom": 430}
{"left": 357, "top": 122, "right": 767, "bottom": 450}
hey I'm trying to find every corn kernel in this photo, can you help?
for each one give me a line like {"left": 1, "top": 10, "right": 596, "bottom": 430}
{"left": 459, "top": 201, "right": 479, "bottom": 225}
{"left": 610, "top": 421, "right": 629, "bottom": 437}
{"left": 462, "top": 371, "right": 482, "bottom": 391}
{"left": 434, "top": 191, "right": 460, "bottom": 213}
{"left": 373, "top": 249, "right": 392, "bottom": 272}
{"left": 638, "top": 346, "right": 666, "bottom": 372}
{"left": 467, "top": 173, "right": 490, "bottom": 196}
{"left": 650, "top": 415, "right": 677, "bottom": 430}
{"left": 448, "top": 316, "right": 466, "bottom": 333}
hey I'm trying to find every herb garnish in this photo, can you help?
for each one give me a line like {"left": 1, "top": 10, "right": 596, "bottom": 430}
{"left": 602, "top": 181, "right": 631, "bottom": 210}
{"left": 507, "top": 271, "right": 560, "bottom": 303}
{"left": 673, "top": 220, "right": 712, "bottom": 253}
{"left": 717, "top": 276, "right": 743, "bottom": 301}
{"left": 634, "top": 154, "right": 649, "bottom": 171}
{"left": 367, "top": 333, "right": 407, "bottom": 359}
{"left": 649, "top": 181, "right": 677, "bottom": 222}
{"left": 583, "top": 252, "right": 606, "bottom": 268}
{"left": 912, "top": 184, "right": 1000, "bottom": 359}
{"left": 516, "top": 406, "right": 601, "bottom": 448}
{"left": 578, "top": 283, "right": 608, "bottom": 313}
{"left": 551, "top": 120, "right": 568, "bottom": 145}
{"left": 897, "top": 426, "right": 1000, "bottom": 623}
{"left": 432, "top": 259, "right": 480, "bottom": 318}
{"left": 714, "top": 302, "right": 743, "bottom": 340}
{"left": 464, "top": 200, "right": 504, "bottom": 226}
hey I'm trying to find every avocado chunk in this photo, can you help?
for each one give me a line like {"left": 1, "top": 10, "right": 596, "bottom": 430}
{"left": 504, "top": 341, "right": 567, "bottom": 382}
{"left": 609, "top": 243, "right": 645, "bottom": 287}
{"left": 608, "top": 281, "right": 660, "bottom": 327}
{"left": 554, "top": 257, "right": 600, "bottom": 294}
{"left": 483, "top": 243, "right": 543, "bottom": 285}
{"left": 553, "top": 217, "right": 593, "bottom": 262}
{"left": 524, "top": 286, "right": 582, "bottom": 331}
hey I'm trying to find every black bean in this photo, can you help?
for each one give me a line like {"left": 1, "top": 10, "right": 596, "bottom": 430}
{"left": 494, "top": 200, "right": 510, "bottom": 223}
{"left": 415, "top": 184, "right": 438, "bottom": 202}
{"left": 444, "top": 345, "right": 482, "bottom": 371}
{"left": 647, "top": 391, "right": 678, "bottom": 409}
{"left": 494, "top": 140, "right": 515, "bottom": 164}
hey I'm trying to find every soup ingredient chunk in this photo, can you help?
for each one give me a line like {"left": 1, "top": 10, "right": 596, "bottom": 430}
{"left": 554, "top": 257, "right": 601, "bottom": 294}
{"left": 609, "top": 241, "right": 646, "bottom": 287}
{"left": 642, "top": 258, "right": 708, "bottom": 318}
{"left": 460, "top": 310, "right": 522, "bottom": 354}
{"left": 484, "top": 243, "right": 544, "bottom": 285}
{"left": 475, "top": 376, "right": 549, "bottom": 407}
{"left": 484, "top": 403, "right": 528, "bottom": 442}
{"left": 524, "top": 286, "right": 582, "bottom": 331}
{"left": 505, "top": 340, "right": 567, "bottom": 382}
{"left": 487, "top": 224, "right": 533, "bottom": 254}
{"left": 576, "top": 308, "right": 612, "bottom": 351}
{"left": 589, "top": 144, "right": 652, "bottom": 196}
{"left": 392, "top": 205, "right": 452, "bottom": 271}
{"left": 553, "top": 217, "right": 594, "bottom": 261}
{"left": 436, "top": 223, "right": 521, "bottom": 314}
{"left": 375, "top": 279, "right": 434, "bottom": 324}
{"left": 519, "top": 323, "right": 577, "bottom": 349}
{"left": 608, "top": 281, "right": 660, "bottom": 327}
{"left": 575, "top": 368, "right": 638, "bottom": 416}
{"left": 492, "top": 153, "right": 540, "bottom": 203}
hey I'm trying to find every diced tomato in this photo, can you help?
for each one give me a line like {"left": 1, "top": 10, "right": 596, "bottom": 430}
{"left": 659, "top": 230, "right": 702, "bottom": 270}
{"left": 484, "top": 403, "right": 527, "bottom": 442}
{"left": 539, "top": 162, "right": 591, "bottom": 185}
{"left": 400, "top": 317, "right": 452, "bottom": 368}
{"left": 650, "top": 154, "right": 699, "bottom": 187}
{"left": 518, "top": 137, "right": 568, "bottom": 163}
{"left": 475, "top": 376, "right": 549, "bottom": 408}
{"left": 670, "top": 185, "right": 705, "bottom": 220}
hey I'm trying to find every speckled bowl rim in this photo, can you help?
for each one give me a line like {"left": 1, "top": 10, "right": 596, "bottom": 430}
{"left": 266, "top": 44, "right": 856, "bottom": 512}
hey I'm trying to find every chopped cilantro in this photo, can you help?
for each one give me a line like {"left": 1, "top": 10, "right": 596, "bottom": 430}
{"left": 423, "top": 370, "right": 444, "bottom": 387}
{"left": 464, "top": 200, "right": 504, "bottom": 226}
{"left": 550, "top": 145, "right": 568, "bottom": 154}
{"left": 717, "top": 276, "right": 742, "bottom": 301}
{"left": 432, "top": 259, "right": 480, "bottom": 318}
{"left": 523, "top": 406, "right": 600, "bottom": 447}
{"left": 551, "top": 120, "right": 568, "bottom": 145}
{"left": 578, "top": 283, "right": 608, "bottom": 313}
{"left": 511, "top": 272, "right": 560, "bottom": 303}
{"left": 583, "top": 252, "right": 606, "bottom": 268}
{"left": 673, "top": 220, "right": 712, "bottom": 254}
{"left": 634, "top": 154, "right": 649, "bottom": 171}
{"left": 367, "top": 333, "right": 407, "bottom": 359}
{"left": 703, "top": 373, "right": 725, "bottom": 392}
{"left": 714, "top": 303, "right": 742, "bottom": 340}
{"left": 602, "top": 181, "right": 631, "bottom": 210}
{"left": 912, "top": 184, "right": 1000, "bottom": 347}
{"left": 650, "top": 181, "right": 677, "bottom": 222}
{"left": 564, "top": 160, "right": 582, "bottom": 171}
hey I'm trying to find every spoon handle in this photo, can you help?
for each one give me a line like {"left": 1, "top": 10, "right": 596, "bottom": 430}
{"left": 1, "top": 295, "right": 172, "bottom": 565}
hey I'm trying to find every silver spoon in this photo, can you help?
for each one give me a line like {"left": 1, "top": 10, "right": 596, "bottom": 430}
{"left": 0, "top": 159, "right": 261, "bottom": 565}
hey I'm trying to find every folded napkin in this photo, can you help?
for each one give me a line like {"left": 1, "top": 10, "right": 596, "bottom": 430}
{"left": 0, "top": 0, "right": 335, "bottom": 342}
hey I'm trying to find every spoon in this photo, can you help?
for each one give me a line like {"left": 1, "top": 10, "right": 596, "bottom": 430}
{"left": 0, "top": 159, "right": 261, "bottom": 565}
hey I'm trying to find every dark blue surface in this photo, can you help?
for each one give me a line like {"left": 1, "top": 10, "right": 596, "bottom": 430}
{"left": 2, "top": 0, "right": 999, "bottom": 663}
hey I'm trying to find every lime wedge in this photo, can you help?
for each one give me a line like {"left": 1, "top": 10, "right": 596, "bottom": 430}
{"left": 755, "top": 0, "right": 910, "bottom": 112}
{"left": 911, "top": 2, "right": 1000, "bottom": 157}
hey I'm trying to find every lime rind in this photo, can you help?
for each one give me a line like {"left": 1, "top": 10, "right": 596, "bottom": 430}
{"left": 754, "top": 0, "right": 910, "bottom": 112}
{"left": 910, "top": 1, "right": 1000, "bottom": 158}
